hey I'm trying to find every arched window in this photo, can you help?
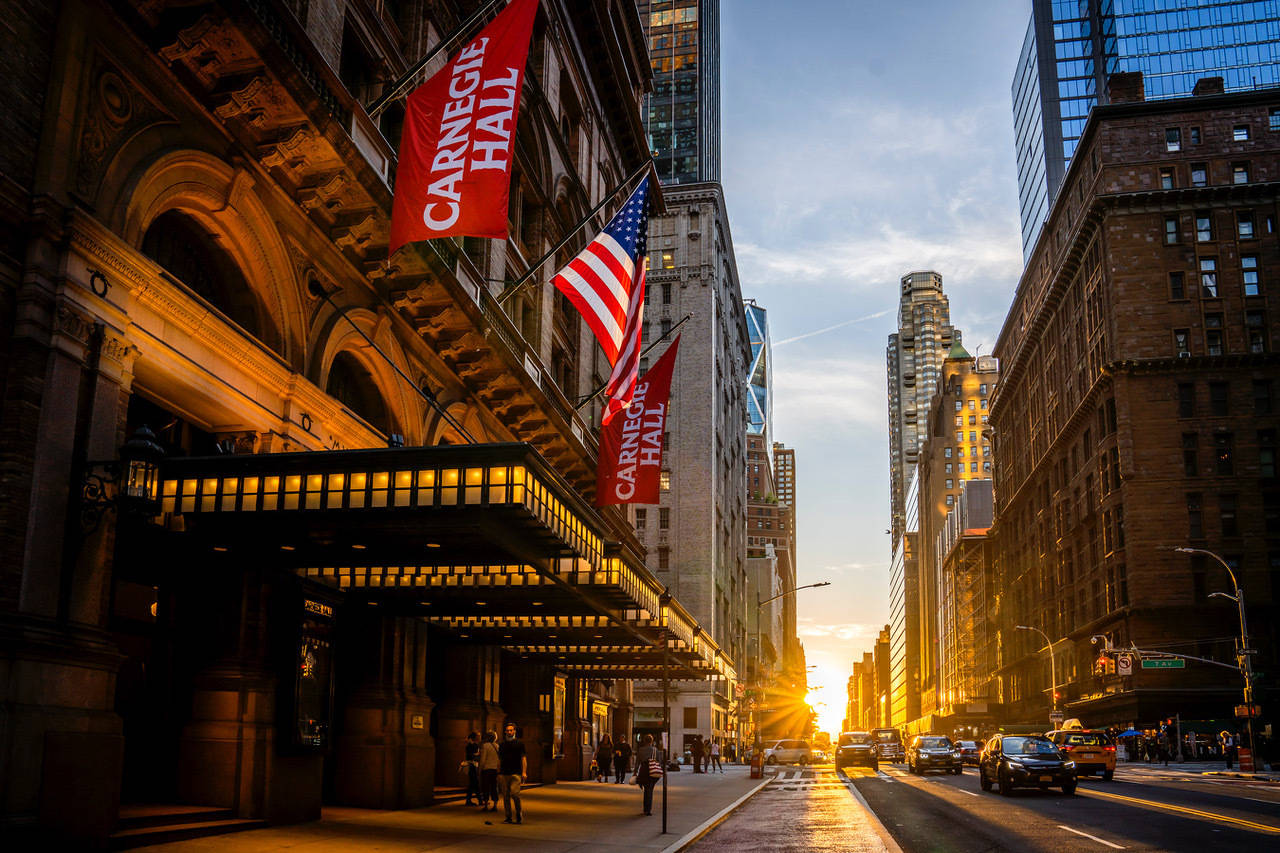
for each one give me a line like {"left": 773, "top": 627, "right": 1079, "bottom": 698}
{"left": 141, "top": 210, "right": 282, "bottom": 354}
{"left": 327, "top": 351, "right": 394, "bottom": 437}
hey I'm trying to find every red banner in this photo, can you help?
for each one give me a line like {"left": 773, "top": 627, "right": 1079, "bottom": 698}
{"left": 596, "top": 336, "right": 680, "bottom": 506}
{"left": 390, "top": 0, "right": 538, "bottom": 252}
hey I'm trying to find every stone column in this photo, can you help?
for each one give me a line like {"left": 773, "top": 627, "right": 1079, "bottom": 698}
{"left": 333, "top": 610, "right": 436, "bottom": 808}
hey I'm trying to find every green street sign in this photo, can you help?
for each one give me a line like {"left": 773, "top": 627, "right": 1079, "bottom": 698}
{"left": 1141, "top": 658, "right": 1186, "bottom": 669}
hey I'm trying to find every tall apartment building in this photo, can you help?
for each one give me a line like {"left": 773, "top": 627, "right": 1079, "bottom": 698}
{"left": 639, "top": 0, "right": 721, "bottom": 184}
{"left": 889, "top": 519, "right": 921, "bottom": 727}
{"left": 772, "top": 442, "right": 800, "bottom": 664}
{"left": 631, "top": 0, "right": 750, "bottom": 754}
{"left": 913, "top": 345, "right": 998, "bottom": 727}
{"left": 1013, "top": 0, "right": 1280, "bottom": 257}
{"left": 991, "top": 75, "right": 1280, "bottom": 728}
{"left": 0, "top": 0, "right": 734, "bottom": 842}
{"left": 887, "top": 271, "right": 962, "bottom": 546}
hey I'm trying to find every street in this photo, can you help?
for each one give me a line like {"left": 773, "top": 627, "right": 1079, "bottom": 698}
{"left": 694, "top": 762, "right": 1280, "bottom": 852}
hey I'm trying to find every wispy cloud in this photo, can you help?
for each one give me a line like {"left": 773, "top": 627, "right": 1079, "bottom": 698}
{"left": 775, "top": 309, "right": 892, "bottom": 346}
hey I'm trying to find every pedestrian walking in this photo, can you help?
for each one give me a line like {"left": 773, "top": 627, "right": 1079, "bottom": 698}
{"left": 1223, "top": 731, "right": 1236, "bottom": 769}
{"left": 634, "top": 733, "right": 663, "bottom": 816}
{"left": 1158, "top": 731, "right": 1170, "bottom": 766}
{"left": 479, "top": 730, "right": 500, "bottom": 812}
{"left": 691, "top": 735, "right": 704, "bottom": 773}
{"left": 709, "top": 738, "right": 723, "bottom": 773}
{"left": 463, "top": 731, "right": 481, "bottom": 805}
{"left": 594, "top": 735, "right": 614, "bottom": 782}
{"left": 498, "top": 722, "right": 527, "bottom": 824}
{"left": 726, "top": 742, "right": 737, "bottom": 764}
{"left": 614, "top": 737, "right": 632, "bottom": 783}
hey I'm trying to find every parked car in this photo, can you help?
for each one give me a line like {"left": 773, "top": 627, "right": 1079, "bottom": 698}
{"left": 979, "top": 734, "right": 1077, "bottom": 795}
{"left": 955, "top": 740, "right": 981, "bottom": 765}
{"left": 1046, "top": 729, "right": 1116, "bottom": 780}
{"left": 834, "top": 731, "right": 879, "bottom": 772}
{"left": 907, "top": 735, "right": 963, "bottom": 775}
{"left": 871, "top": 727, "right": 905, "bottom": 762}
{"left": 763, "top": 739, "right": 812, "bottom": 765}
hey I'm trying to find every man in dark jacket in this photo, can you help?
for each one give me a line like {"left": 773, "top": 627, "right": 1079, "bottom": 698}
{"left": 498, "top": 722, "right": 528, "bottom": 824}
{"left": 614, "top": 737, "right": 632, "bottom": 783}
{"left": 690, "top": 735, "right": 705, "bottom": 773}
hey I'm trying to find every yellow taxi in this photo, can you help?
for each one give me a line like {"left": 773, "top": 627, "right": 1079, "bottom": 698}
{"left": 1046, "top": 728, "right": 1116, "bottom": 780}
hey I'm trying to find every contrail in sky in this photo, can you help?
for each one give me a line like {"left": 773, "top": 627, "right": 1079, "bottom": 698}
{"left": 774, "top": 308, "right": 892, "bottom": 346}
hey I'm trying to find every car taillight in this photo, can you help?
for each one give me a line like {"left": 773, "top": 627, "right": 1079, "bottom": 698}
{"left": 1104, "top": 745, "right": 1115, "bottom": 752}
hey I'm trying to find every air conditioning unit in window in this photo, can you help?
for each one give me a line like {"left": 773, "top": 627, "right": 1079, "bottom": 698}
{"left": 1178, "top": 351, "right": 1191, "bottom": 358}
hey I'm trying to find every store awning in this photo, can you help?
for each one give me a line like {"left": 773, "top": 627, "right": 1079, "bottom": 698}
{"left": 158, "top": 442, "right": 734, "bottom": 682}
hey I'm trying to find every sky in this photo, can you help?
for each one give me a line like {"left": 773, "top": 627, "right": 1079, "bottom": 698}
{"left": 719, "top": 0, "right": 1033, "bottom": 735}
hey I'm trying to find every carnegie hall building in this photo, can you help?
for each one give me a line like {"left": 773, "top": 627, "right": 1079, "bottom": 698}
{"left": 0, "top": 0, "right": 732, "bottom": 843}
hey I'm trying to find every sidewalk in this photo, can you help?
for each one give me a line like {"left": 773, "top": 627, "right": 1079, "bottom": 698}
{"left": 130, "top": 765, "right": 770, "bottom": 852}
{"left": 1117, "top": 759, "right": 1280, "bottom": 783}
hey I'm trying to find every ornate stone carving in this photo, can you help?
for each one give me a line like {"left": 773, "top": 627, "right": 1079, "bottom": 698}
{"left": 158, "top": 14, "right": 260, "bottom": 89}
{"left": 258, "top": 125, "right": 336, "bottom": 184}
{"left": 331, "top": 211, "right": 378, "bottom": 255}
{"left": 296, "top": 172, "right": 348, "bottom": 216}
{"left": 99, "top": 330, "right": 139, "bottom": 366}
{"left": 213, "top": 75, "right": 299, "bottom": 132}
{"left": 54, "top": 302, "right": 95, "bottom": 348}
{"left": 75, "top": 55, "right": 173, "bottom": 198}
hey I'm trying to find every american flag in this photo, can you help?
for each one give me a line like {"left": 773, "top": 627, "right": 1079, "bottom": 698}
{"left": 552, "top": 177, "right": 650, "bottom": 366}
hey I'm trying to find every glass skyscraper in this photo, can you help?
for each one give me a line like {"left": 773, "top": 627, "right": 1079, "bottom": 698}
{"left": 744, "top": 299, "right": 772, "bottom": 446}
{"left": 1013, "top": 0, "right": 1280, "bottom": 257}
{"left": 640, "top": 0, "right": 722, "bottom": 184}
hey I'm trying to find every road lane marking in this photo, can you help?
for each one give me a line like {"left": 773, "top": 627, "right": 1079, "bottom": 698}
{"left": 1079, "top": 787, "right": 1280, "bottom": 835}
{"left": 1057, "top": 825, "right": 1125, "bottom": 849}
{"left": 957, "top": 789, "right": 980, "bottom": 797}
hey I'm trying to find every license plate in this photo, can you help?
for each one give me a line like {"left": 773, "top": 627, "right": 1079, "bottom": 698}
{"left": 1039, "top": 775, "right": 1053, "bottom": 782}
{"left": 1079, "top": 753, "right": 1095, "bottom": 759}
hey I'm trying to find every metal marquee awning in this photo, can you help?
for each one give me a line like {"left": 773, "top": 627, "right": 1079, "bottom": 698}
{"left": 157, "top": 442, "right": 734, "bottom": 683}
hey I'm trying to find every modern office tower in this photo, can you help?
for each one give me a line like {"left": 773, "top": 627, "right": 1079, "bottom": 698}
{"left": 772, "top": 442, "right": 800, "bottom": 664}
{"left": 745, "top": 299, "right": 772, "bottom": 446}
{"left": 1013, "top": 0, "right": 1280, "bottom": 257}
{"left": 639, "top": 0, "right": 721, "bottom": 184}
{"left": 630, "top": 182, "right": 751, "bottom": 756}
{"left": 913, "top": 344, "right": 998, "bottom": 725}
{"left": 992, "top": 75, "right": 1279, "bottom": 729}
{"left": 886, "top": 271, "right": 962, "bottom": 548}
{"left": 889, "top": 522, "right": 921, "bottom": 727}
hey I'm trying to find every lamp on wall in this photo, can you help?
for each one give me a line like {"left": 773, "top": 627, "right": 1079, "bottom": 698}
{"left": 80, "top": 425, "right": 165, "bottom": 533}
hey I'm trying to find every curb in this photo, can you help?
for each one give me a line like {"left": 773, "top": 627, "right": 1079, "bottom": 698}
{"left": 659, "top": 775, "right": 773, "bottom": 853}
{"left": 1202, "top": 771, "right": 1280, "bottom": 784}
{"left": 839, "top": 770, "right": 906, "bottom": 853}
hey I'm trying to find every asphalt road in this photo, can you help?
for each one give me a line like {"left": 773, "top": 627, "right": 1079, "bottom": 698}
{"left": 694, "top": 762, "right": 1280, "bottom": 852}
{"left": 849, "top": 761, "right": 1280, "bottom": 852}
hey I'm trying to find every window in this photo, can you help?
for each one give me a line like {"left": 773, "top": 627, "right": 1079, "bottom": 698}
{"left": 955, "top": 430, "right": 964, "bottom": 443}
{"left": 1174, "top": 329, "right": 1191, "bottom": 356}
{"left": 1205, "top": 313, "right": 1224, "bottom": 355}
{"left": 661, "top": 251, "right": 675, "bottom": 269}
{"left": 979, "top": 384, "right": 988, "bottom": 395}
{"left": 971, "top": 461, "right": 979, "bottom": 473}
{"left": 683, "top": 706, "right": 697, "bottom": 728}
{"left": 1169, "top": 271, "right": 1185, "bottom": 300}
{"left": 954, "top": 399, "right": 962, "bottom": 411}
{"left": 1233, "top": 125, "right": 1250, "bottom": 141}
{"left": 1190, "top": 127, "right": 1201, "bottom": 145}
{"left": 1195, "top": 211, "right": 1213, "bottom": 241}
{"left": 1183, "top": 433, "right": 1198, "bottom": 476}
{"left": 983, "top": 461, "right": 992, "bottom": 473}
{"left": 636, "top": 508, "right": 647, "bottom": 529}
{"left": 957, "top": 446, "right": 966, "bottom": 457}
{"left": 944, "top": 447, "right": 952, "bottom": 458}
{"left": 1271, "top": 108, "right": 1280, "bottom": 132}
{"left": 946, "top": 495, "right": 955, "bottom": 507}
{"left": 1159, "top": 168, "right": 1175, "bottom": 189}
{"left": 983, "top": 444, "right": 991, "bottom": 456}
{"left": 662, "top": 283, "right": 672, "bottom": 304}
{"left": 945, "top": 479, "right": 954, "bottom": 490}
{"left": 1238, "top": 212, "right": 1255, "bottom": 240}
{"left": 968, "top": 399, "right": 976, "bottom": 411}
{"left": 1200, "top": 259, "right": 1218, "bottom": 297}
{"left": 1191, "top": 163, "right": 1207, "bottom": 186}
{"left": 660, "top": 470, "right": 671, "bottom": 490}
{"left": 944, "top": 462, "right": 952, "bottom": 474}
{"left": 1233, "top": 163, "right": 1249, "bottom": 184}
{"left": 1261, "top": 430, "right": 1277, "bottom": 478}
{"left": 1242, "top": 255, "right": 1260, "bottom": 296}
{"left": 1220, "top": 494, "right": 1238, "bottom": 537}
{"left": 980, "top": 399, "right": 988, "bottom": 410}
{"left": 1164, "top": 217, "right": 1179, "bottom": 244}
{"left": 659, "top": 507, "right": 670, "bottom": 529}
{"left": 955, "top": 415, "right": 963, "bottom": 427}
{"left": 1214, "top": 432, "right": 1234, "bottom": 475}
{"left": 1209, "top": 381, "right": 1229, "bottom": 416}
{"left": 1166, "top": 128, "right": 1181, "bottom": 151}
{"left": 969, "top": 431, "right": 977, "bottom": 443}
{"left": 1172, "top": 381, "right": 1192, "bottom": 414}
{"left": 1187, "top": 493, "right": 1203, "bottom": 538}
{"left": 658, "top": 546, "right": 670, "bottom": 570}
{"left": 1246, "top": 311, "right": 1266, "bottom": 354}
{"left": 1254, "top": 380, "right": 1274, "bottom": 415}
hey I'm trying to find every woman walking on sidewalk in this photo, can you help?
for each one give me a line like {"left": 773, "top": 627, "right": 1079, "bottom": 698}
{"left": 709, "top": 738, "right": 723, "bottom": 773}
{"left": 478, "top": 730, "right": 500, "bottom": 811}
{"left": 635, "top": 734, "right": 662, "bottom": 816}
{"left": 594, "top": 735, "right": 614, "bottom": 782}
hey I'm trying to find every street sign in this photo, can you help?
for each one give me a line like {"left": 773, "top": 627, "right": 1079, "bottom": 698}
{"left": 1234, "top": 703, "right": 1262, "bottom": 718}
{"left": 1141, "top": 658, "right": 1185, "bottom": 669}
{"left": 1239, "top": 648, "right": 1257, "bottom": 656}
{"left": 1116, "top": 654, "right": 1134, "bottom": 676}
{"left": 1049, "top": 711, "right": 1065, "bottom": 727}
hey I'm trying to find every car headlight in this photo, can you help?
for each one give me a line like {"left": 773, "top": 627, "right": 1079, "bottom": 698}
{"left": 1064, "top": 761, "right": 1076, "bottom": 769}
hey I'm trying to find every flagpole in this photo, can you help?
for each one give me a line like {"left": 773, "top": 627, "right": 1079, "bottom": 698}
{"left": 496, "top": 160, "right": 653, "bottom": 306}
{"left": 366, "top": 0, "right": 507, "bottom": 119}
{"left": 574, "top": 313, "right": 691, "bottom": 412}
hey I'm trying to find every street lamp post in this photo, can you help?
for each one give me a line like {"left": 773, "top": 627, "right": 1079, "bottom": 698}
{"left": 1016, "top": 625, "right": 1059, "bottom": 722}
{"left": 754, "top": 581, "right": 830, "bottom": 753}
{"left": 1175, "top": 546, "right": 1257, "bottom": 764}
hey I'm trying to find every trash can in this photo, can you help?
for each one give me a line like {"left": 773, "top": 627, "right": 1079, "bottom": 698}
{"left": 750, "top": 751, "right": 764, "bottom": 779}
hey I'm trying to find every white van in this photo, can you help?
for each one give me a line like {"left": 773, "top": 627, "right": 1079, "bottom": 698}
{"left": 763, "top": 739, "right": 812, "bottom": 765}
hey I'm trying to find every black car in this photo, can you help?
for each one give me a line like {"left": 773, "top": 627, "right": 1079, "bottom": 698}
{"left": 835, "top": 731, "right": 879, "bottom": 772}
{"left": 907, "top": 735, "right": 962, "bottom": 775}
{"left": 979, "top": 734, "right": 1077, "bottom": 795}
{"left": 955, "top": 740, "right": 981, "bottom": 765}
